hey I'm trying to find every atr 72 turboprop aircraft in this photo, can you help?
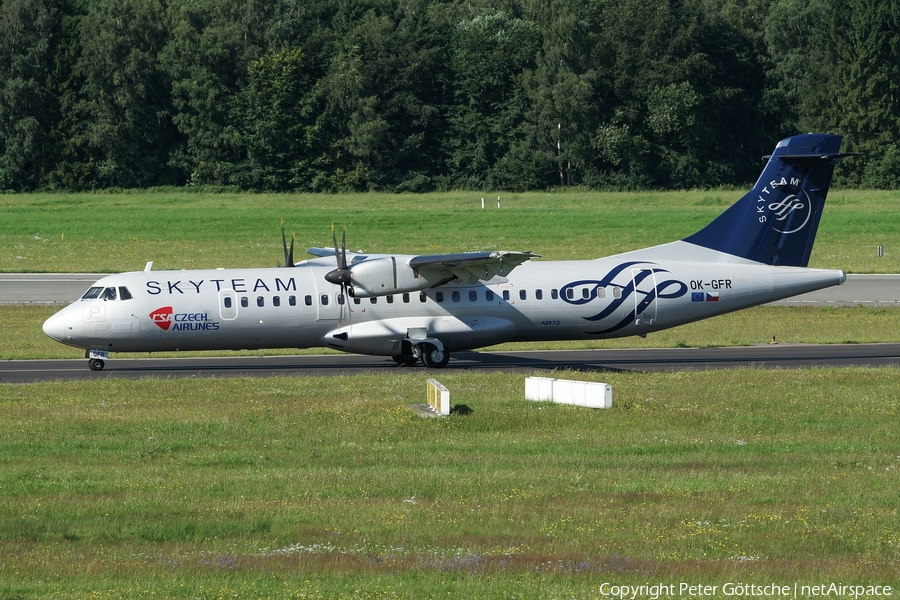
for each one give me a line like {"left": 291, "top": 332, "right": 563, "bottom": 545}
{"left": 44, "top": 133, "right": 849, "bottom": 371}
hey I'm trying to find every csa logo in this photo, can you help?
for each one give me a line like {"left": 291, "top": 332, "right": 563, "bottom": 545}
{"left": 149, "top": 306, "right": 174, "bottom": 331}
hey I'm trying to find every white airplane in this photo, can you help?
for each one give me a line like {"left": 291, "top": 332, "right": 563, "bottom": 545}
{"left": 44, "top": 133, "right": 849, "bottom": 371}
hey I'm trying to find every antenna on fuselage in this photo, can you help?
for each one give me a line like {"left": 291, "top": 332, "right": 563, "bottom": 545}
{"left": 144, "top": 261, "right": 153, "bottom": 272}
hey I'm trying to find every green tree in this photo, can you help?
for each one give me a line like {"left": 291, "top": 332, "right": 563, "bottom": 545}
{"left": 444, "top": 9, "right": 540, "bottom": 189}
{"left": 316, "top": 1, "right": 449, "bottom": 191}
{"left": 64, "top": 0, "right": 175, "bottom": 188}
{"left": 507, "top": 0, "right": 600, "bottom": 189}
{"left": 235, "top": 47, "right": 318, "bottom": 191}
{"left": 833, "top": 0, "right": 900, "bottom": 185}
{"left": 591, "top": 0, "right": 768, "bottom": 187}
{"left": 0, "top": 0, "right": 66, "bottom": 190}
{"left": 159, "top": 0, "right": 271, "bottom": 186}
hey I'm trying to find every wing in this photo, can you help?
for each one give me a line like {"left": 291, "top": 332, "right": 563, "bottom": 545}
{"left": 409, "top": 251, "right": 540, "bottom": 284}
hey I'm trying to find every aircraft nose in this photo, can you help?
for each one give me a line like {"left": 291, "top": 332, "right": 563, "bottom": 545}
{"left": 42, "top": 311, "right": 67, "bottom": 342}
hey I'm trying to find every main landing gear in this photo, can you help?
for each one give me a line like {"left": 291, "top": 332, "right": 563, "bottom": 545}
{"left": 392, "top": 340, "right": 450, "bottom": 369}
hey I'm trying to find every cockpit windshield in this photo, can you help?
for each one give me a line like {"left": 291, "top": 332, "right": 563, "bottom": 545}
{"left": 81, "top": 286, "right": 104, "bottom": 299}
{"left": 81, "top": 286, "right": 132, "bottom": 301}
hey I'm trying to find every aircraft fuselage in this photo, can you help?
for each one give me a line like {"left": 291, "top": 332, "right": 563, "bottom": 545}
{"left": 43, "top": 254, "right": 845, "bottom": 357}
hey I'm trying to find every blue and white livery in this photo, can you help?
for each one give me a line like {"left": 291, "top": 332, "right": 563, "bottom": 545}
{"left": 43, "top": 134, "right": 849, "bottom": 370}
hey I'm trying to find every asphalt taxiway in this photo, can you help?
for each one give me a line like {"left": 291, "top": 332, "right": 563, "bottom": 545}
{"left": 3, "top": 343, "right": 900, "bottom": 383}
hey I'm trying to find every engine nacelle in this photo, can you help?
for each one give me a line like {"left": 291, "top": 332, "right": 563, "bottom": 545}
{"left": 348, "top": 256, "right": 429, "bottom": 298}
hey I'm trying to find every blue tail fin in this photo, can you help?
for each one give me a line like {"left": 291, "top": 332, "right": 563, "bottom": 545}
{"left": 683, "top": 133, "right": 844, "bottom": 267}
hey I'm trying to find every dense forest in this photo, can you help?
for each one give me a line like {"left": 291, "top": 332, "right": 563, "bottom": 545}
{"left": 1, "top": 0, "right": 898, "bottom": 192}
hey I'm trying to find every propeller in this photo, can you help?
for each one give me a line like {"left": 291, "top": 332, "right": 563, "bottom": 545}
{"left": 324, "top": 224, "right": 354, "bottom": 297}
{"left": 323, "top": 224, "right": 354, "bottom": 326}
{"left": 280, "top": 219, "right": 296, "bottom": 267}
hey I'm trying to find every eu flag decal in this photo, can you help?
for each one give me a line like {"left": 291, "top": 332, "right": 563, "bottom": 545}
{"left": 691, "top": 292, "right": 704, "bottom": 302}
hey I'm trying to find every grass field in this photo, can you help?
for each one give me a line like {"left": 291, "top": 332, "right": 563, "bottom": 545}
{"left": 2, "top": 191, "right": 899, "bottom": 598}
{"left": 2, "top": 189, "right": 900, "bottom": 273}
{"left": 0, "top": 370, "right": 898, "bottom": 598}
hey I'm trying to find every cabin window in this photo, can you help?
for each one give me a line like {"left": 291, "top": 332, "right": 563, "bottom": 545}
{"left": 551, "top": 289, "right": 559, "bottom": 300}
{"left": 273, "top": 296, "right": 281, "bottom": 307}
{"left": 451, "top": 291, "right": 460, "bottom": 302}
{"left": 224, "top": 297, "right": 233, "bottom": 309}
{"left": 387, "top": 295, "right": 394, "bottom": 304}
{"left": 241, "top": 297, "right": 249, "bottom": 308}
{"left": 566, "top": 288, "right": 574, "bottom": 300}
{"left": 535, "top": 289, "right": 543, "bottom": 300}
{"left": 597, "top": 288, "right": 606, "bottom": 298}
{"left": 403, "top": 293, "right": 410, "bottom": 303}
{"left": 519, "top": 290, "right": 527, "bottom": 301}
{"left": 82, "top": 286, "right": 104, "bottom": 300}
{"left": 370, "top": 297, "right": 377, "bottom": 304}
{"left": 257, "top": 296, "right": 265, "bottom": 307}
{"left": 419, "top": 292, "right": 427, "bottom": 303}
{"left": 338, "top": 294, "right": 345, "bottom": 305}
{"left": 613, "top": 287, "right": 622, "bottom": 298}
{"left": 320, "top": 294, "right": 329, "bottom": 306}
{"left": 469, "top": 290, "right": 477, "bottom": 302}
{"left": 354, "top": 297, "right": 361, "bottom": 304}
{"left": 582, "top": 288, "right": 590, "bottom": 300}
{"left": 502, "top": 290, "right": 510, "bottom": 301}
{"left": 118, "top": 287, "right": 133, "bottom": 300}
{"left": 100, "top": 287, "right": 117, "bottom": 301}
{"left": 289, "top": 295, "right": 296, "bottom": 306}
{"left": 434, "top": 291, "right": 443, "bottom": 302}
{"left": 486, "top": 290, "right": 494, "bottom": 301}
{"left": 304, "top": 295, "right": 312, "bottom": 306}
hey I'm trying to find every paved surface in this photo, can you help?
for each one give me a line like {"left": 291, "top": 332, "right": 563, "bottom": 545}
{"left": 767, "top": 274, "right": 900, "bottom": 306}
{"left": 0, "top": 273, "right": 106, "bottom": 304}
{"left": 4, "top": 344, "right": 900, "bottom": 383}
{"left": 2, "top": 273, "right": 898, "bottom": 305}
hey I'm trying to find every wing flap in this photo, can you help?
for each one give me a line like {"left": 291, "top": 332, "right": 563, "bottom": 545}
{"left": 410, "top": 251, "right": 539, "bottom": 283}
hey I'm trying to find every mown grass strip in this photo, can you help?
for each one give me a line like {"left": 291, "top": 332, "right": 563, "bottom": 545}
{"left": 0, "top": 369, "right": 897, "bottom": 597}
{"left": 2, "top": 190, "right": 900, "bottom": 273}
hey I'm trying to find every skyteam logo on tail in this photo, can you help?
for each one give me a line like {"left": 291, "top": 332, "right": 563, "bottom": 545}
{"left": 769, "top": 191, "right": 811, "bottom": 234}
{"left": 759, "top": 177, "right": 811, "bottom": 234}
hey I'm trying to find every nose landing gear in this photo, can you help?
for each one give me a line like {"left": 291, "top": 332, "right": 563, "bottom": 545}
{"left": 86, "top": 349, "right": 108, "bottom": 371}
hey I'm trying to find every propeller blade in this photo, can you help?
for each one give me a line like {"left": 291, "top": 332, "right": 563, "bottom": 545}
{"left": 331, "top": 223, "right": 341, "bottom": 267}
{"left": 288, "top": 232, "right": 295, "bottom": 267}
{"left": 341, "top": 226, "right": 348, "bottom": 269}
{"left": 325, "top": 223, "right": 353, "bottom": 293}
{"left": 280, "top": 220, "right": 296, "bottom": 267}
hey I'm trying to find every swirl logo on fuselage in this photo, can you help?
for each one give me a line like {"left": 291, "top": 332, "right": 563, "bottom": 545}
{"left": 560, "top": 261, "right": 687, "bottom": 335}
